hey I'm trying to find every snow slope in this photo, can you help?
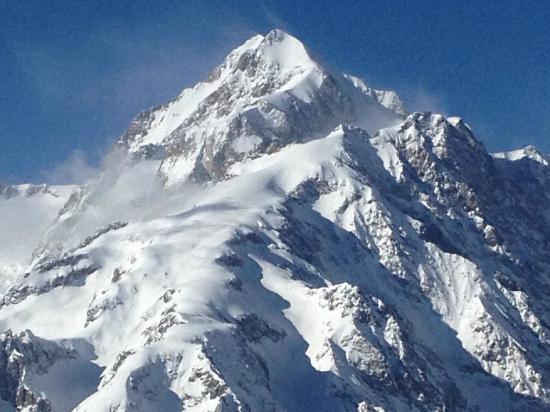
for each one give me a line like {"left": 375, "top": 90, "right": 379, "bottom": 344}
{"left": 0, "top": 184, "right": 76, "bottom": 288}
{"left": 1, "top": 30, "right": 550, "bottom": 411}
{"left": 492, "top": 145, "right": 549, "bottom": 165}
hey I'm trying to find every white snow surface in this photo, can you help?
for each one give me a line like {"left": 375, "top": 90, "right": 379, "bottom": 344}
{"left": 0, "top": 184, "right": 76, "bottom": 287}
{"left": 1, "top": 30, "right": 550, "bottom": 412}
{"left": 492, "top": 145, "right": 549, "bottom": 165}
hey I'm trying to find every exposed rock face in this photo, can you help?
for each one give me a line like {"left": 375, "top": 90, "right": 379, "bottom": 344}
{"left": 1, "top": 30, "right": 550, "bottom": 411}
{"left": 0, "top": 330, "right": 84, "bottom": 412}
{"left": 0, "top": 331, "right": 53, "bottom": 411}
{"left": 0, "top": 183, "right": 18, "bottom": 199}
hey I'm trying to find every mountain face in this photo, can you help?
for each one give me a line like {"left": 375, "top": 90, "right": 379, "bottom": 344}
{"left": 0, "top": 184, "right": 76, "bottom": 291}
{"left": 1, "top": 30, "right": 550, "bottom": 411}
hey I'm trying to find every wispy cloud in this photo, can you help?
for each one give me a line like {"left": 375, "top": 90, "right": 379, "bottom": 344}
{"left": 40, "top": 149, "right": 98, "bottom": 185}
{"left": 407, "top": 87, "right": 449, "bottom": 116}
{"left": 258, "top": 1, "right": 290, "bottom": 31}
{"left": 6, "top": 9, "right": 259, "bottom": 184}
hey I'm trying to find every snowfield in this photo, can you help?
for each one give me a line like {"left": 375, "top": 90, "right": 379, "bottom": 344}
{"left": 1, "top": 30, "right": 550, "bottom": 411}
{"left": 0, "top": 184, "right": 76, "bottom": 289}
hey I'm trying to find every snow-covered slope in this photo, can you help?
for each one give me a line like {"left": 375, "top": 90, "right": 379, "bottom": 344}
{"left": 117, "top": 29, "right": 404, "bottom": 186}
{"left": 0, "top": 184, "right": 76, "bottom": 289}
{"left": 492, "top": 145, "right": 549, "bottom": 165}
{"left": 1, "top": 30, "right": 550, "bottom": 411}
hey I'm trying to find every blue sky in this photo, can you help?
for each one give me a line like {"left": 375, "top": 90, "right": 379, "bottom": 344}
{"left": 1, "top": 0, "right": 549, "bottom": 183}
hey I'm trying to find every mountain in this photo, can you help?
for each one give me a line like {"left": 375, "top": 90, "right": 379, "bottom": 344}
{"left": 1, "top": 29, "right": 550, "bottom": 411}
{"left": 0, "top": 184, "right": 76, "bottom": 290}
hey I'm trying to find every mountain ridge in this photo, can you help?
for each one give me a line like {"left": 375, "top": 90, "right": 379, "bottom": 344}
{"left": 1, "top": 30, "right": 550, "bottom": 411}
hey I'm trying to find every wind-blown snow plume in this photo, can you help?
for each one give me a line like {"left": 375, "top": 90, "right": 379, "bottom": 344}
{"left": 0, "top": 30, "right": 549, "bottom": 412}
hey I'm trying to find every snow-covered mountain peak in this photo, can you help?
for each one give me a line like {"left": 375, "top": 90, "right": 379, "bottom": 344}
{"left": 3, "top": 30, "right": 550, "bottom": 412}
{"left": 117, "top": 30, "right": 405, "bottom": 185}
{"left": 492, "top": 145, "right": 548, "bottom": 165}
{"left": 211, "top": 29, "right": 319, "bottom": 83}
{"left": 344, "top": 74, "right": 407, "bottom": 117}
{"left": 375, "top": 112, "right": 484, "bottom": 159}
{"left": 257, "top": 29, "right": 319, "bottom": 71}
